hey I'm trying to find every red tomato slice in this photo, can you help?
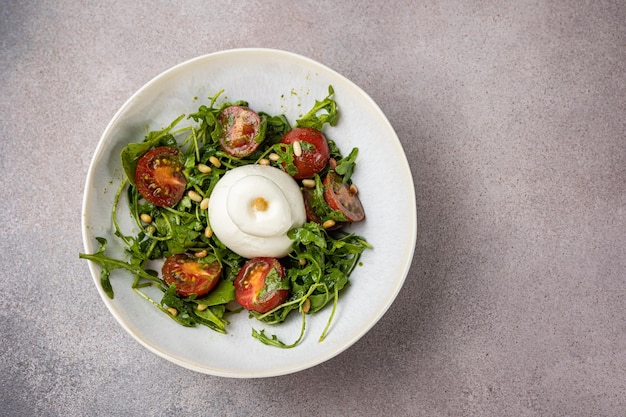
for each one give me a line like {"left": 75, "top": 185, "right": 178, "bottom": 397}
{"left": 217, "top": 106, "right": 263, "bottom": 157}
{"left": 234, "top": 257, "right": 288, "bottom": 313}
{"left": 162, "top": 253, "right": 222, "bottom": 297}
{"left": 135, "top": 146, "right": 186, "bottom": 207}
{"left": 323, "top": 171, "right": 365, "bottom": 223}
{"left": 302, "top": 187, "right": 322, "bottom": 224}
{"left": 280, "top": 127, "right": 330, "bottom": 179}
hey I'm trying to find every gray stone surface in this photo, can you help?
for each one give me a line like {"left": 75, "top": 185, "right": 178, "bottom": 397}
{"left": 1, "top": 1, "right": 625, "bottom": 415}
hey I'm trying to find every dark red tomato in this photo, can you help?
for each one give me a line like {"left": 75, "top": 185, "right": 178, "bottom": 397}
{"left": 162, "top": 253, "right": 222, "bottom": 297}
{"left": 135, "top": 146, "right": 186, "bottom": 207}
{"left": 234, "top": 257, "right": 288, "bottom": 313}
{"left": 217, "top": 106, "right": 263, "bottom": 157}
{"left": 301, "top": 187, "right": 322, "bottom": 224}
{"left": 323, "top": 171, "right": 365, "bottom": 223}
{"left": 280, "top": 127, "right": 330, "bottom": 179}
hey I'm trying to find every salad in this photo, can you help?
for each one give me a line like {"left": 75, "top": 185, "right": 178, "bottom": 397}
{"left": 80, "top": 86, "right": 371, "bottom": 348}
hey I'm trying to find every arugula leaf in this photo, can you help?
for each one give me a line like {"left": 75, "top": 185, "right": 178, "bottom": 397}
{"left": 252, "top": 311, "right": 306, "bottom": 348}
{"left": 161, "top": 284, "right": 197, "bottom": 327}
{"left": 334, "top": 147, "right": 359, "bottom": 183}
{"left": 268, "top": 143, "right": 298, "bottom": 176}
{"left": 194, "top": 305, "right": 229, "bottom": 333}
{"left": 193, "top": 279, "right": 236, "bottom": 307}
{"left": 164, "top": 222, "right": 200, "bottom": 255}
{"left": 260, "top": 113, "right": 291, "bottom": 145}
{"left": 160, "top": 284, "right": 229, "bottom": 333}
{"left": 79, "top": 237, "right": 165, "bottom": 298}
{"left": 295, "top": 85, "right": 338, "bottom": 130}
{"left": 288, "top": 222, "right": 327, "bottom": 248}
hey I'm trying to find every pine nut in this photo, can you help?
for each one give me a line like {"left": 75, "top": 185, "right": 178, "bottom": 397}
{"left": 302, "top": 298, "right": 311, "bottom": 313}
{"left": 209, "top": 156, "right": 221, "bottom": 168}
{"left": 197, "top": 163, "right": 212, "bottom": 174}
{"left": 293, "top": 141, "right": 302, "bottom": 157}
{"left": 258, "top": 158, "right": 270, "bottom": 166}
{"left": 301, "top": 179, "right": 316, "bottom": 188}
{"left": 194, "top": 249, "right": 207, "bottom": 258}
{"left": 349, "top": 184, "right": 358, "bottom": 195}
{"left": 322, "top": 219, "right": 336, "bottom": 229}
{"left": 269, "top": 153, "right": 280, "bottom": 161}
{"left": 329, "top": 158, "right": 337, "bottom": 170}
{"left": 200, "top": 198, "right": 210, "bottom": 210}
{"left": 299, "top": 258, "right": 307, "bottom": 266}
{"left": 140, "top": 213, "right": 152, "bottom": 224}
{"left": 188, "top": 190, "right": 202, "bottom": 202}
{"left": 167, "top": 307, "right": 178, "bottom": 316}
{"left": 197, "top": 304, "right": 208, "bottom": 311}
{"left": 204, "top": 226, "right": 213, "bottom": 239}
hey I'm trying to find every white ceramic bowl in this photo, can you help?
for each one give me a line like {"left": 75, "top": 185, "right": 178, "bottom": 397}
{"left": 82, "top": 48, "right": 416, "bottom": 377}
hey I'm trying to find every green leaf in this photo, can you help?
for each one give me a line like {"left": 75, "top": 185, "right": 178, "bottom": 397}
{"left": 295, "top": 85, "right": 338, "bottom": 130}
{"left": 287, "top": 223, "right": 327, "bottom": 248}
{"left": 260, "top": 113, "right": 292, "bottom": 145}
{"left": 194, "top": 305, "right": 229, "bottom": 333}
{"left": 251, "top": 310, "right": 306, "bottom": 348}
{"left": 308, "top": 175, "right": 348, "bottom": 223}
{"left": 334, "top": 147, "right": 359, "bottom": 183}
{"left": 268, "top": 143, "right": 298, "bottom": 176}
{"left": 79, "top": 237, "right": 165, "bottom": 298}
{"left": 161, "top": 284, "right": 197, "bottom": 327}
{"left": 193, "top": 279, "right": 236, "bottom": 307}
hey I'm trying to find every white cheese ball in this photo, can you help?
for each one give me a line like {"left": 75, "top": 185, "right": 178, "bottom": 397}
{"left": 208, "top": 165, "right": 306, "bottom": 258}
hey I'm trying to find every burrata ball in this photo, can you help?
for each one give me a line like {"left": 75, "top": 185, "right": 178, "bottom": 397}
{"left": 208, "top": 165, "right": 306, "bottom": 258}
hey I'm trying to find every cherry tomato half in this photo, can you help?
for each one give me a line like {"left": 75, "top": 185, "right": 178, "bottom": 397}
{"left": 302, "top": 187, "right": 322, "bottom": 224}
{"left": 135, "top": 146, "right": 186, "bottom": 207}
{"left": 234, "top": 257, "right": 288, "bottom": 313}
{"left": 162, "top": 253, "right": 222, "bottom": 297}
{"left": 323, "top": 171, "right": 365, "bottom": 223}
{"left": 217, "top": 106, "right": 263, "bottom": 157}
{"left": 280, "top": 127, "right": 330, "bottom": 179}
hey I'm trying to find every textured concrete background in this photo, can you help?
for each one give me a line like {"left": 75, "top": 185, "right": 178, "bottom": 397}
{"left": 1, "top": 1, "right": 625, "bottom": 416}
